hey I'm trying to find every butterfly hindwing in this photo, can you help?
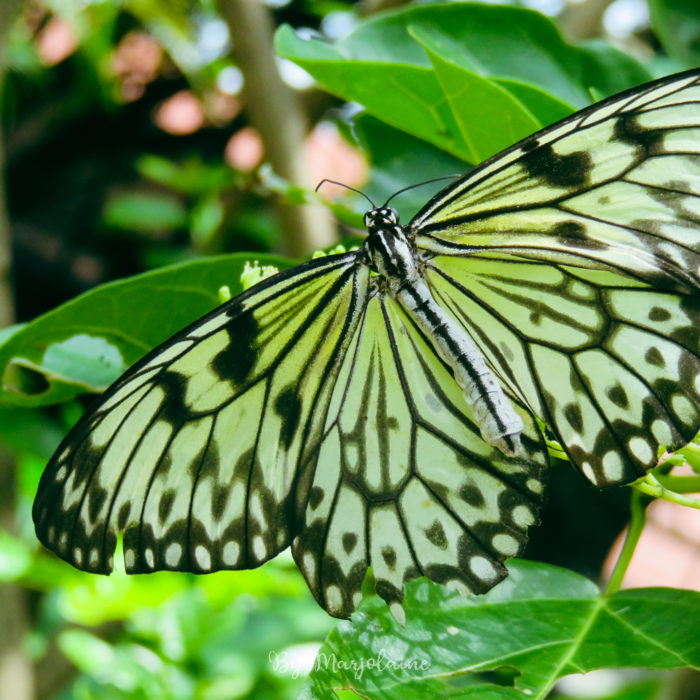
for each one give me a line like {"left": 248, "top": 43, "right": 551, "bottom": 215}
{"left": 293, "top": 288, "right": 547, "bottom": 618}
{"left": 424, "top": 254, "right": 700, "bottom": 486}
{"left": 33, "top": 254, "right": 359, "bottom": 575}
{"left": 411, "top": 69, "right": 700, "bottom": 486}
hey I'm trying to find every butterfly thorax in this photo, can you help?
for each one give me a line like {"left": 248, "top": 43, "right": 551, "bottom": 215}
{"left": 363, "top": 206, "right": 422, "bottom": 295}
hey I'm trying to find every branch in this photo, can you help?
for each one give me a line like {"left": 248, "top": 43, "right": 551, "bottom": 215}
{"left": 217, "top": 0, "right": 335, "bottom": 256}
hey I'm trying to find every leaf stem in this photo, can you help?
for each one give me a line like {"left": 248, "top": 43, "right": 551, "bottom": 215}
{"left": 634, "top": 473, "right": 700, "bottom": 509}
{"left": 604, "top": 490, "right": 648, "bottom": 596}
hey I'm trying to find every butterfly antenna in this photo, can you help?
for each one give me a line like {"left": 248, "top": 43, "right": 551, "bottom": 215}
{"left": 315, "top": 179, "right": 375, "bottom": 208}
{"left": 383, "top": 174, "right": 461, "bottom": 206}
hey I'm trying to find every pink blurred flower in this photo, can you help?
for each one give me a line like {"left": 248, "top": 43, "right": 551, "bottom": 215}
{"left": 225, "top": 127, "right": 264, "bottom": 171}
{"left": 154, "top": 90, "right": 205, "bottom": 136}
{"left": 36, "top": 16, "right": 78, "bottom": 66}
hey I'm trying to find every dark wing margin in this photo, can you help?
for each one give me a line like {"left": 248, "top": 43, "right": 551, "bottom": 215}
{"left": 33, "top": 253, "right": 361, "bottom": 576}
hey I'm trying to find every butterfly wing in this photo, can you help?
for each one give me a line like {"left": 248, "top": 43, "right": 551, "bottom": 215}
{"left": 33, "top": 253, "right": 362, "bottom": 575}
{"left": 412, "top": 69, "right": 700, "bottom": 292}
{"left": 424, "top": 254, "right": 700, "bottom": 486}
{"left": 34, "top": 250, "right": 547, "bottom": 619}
{"left": 292, "top": 288, "right": 548, "bottom": 618}
{"left": 411, "top": 69, "right": 700, "bottom": 485}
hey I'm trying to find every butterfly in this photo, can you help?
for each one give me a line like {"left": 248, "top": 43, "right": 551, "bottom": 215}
{"left": 34, "top": 69, "right": 700, "bottom": 619}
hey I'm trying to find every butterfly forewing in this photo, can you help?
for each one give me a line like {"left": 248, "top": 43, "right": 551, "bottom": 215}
{"left": 293, "top": 289, "right": 547, "bottom": 618}
{"left": 33, "top": 254, "right": 359, "bottom": 575}
{"left": 412, "top": 70, "right": 700, "bottom": 293}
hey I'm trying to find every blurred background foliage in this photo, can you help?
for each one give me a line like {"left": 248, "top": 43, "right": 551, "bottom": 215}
{"left": 0, "top": 0, "right": 698, "bottom": 699}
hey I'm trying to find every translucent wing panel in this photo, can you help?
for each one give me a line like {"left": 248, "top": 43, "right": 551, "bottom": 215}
{"left": 412, "top": 70, "right": 700, "bottom": 292}
{"left": 33, "top": 255, "right": 359, "bottom": 575}
{"left": 426, "top": 255, "right": 700, "bottom": 486}
{"left": 293, "top": 291, "right": 548, "bottom": 618}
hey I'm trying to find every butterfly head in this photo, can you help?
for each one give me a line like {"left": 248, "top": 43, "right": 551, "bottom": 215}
{"left": 364, "top": 206, "right": 400, "bottom": 232}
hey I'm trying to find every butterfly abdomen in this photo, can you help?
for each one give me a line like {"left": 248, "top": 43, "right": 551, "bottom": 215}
{"left": 396, "top": 274, "right": 523, "bottom": 455}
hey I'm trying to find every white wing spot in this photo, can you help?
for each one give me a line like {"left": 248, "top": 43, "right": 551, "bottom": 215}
{"left": 89, "top": 548, "right": 99, "bottom": 567}
{"left": 325, "top": 584, "right": 343, "bottom": 612}
{"left": 492, "top": 533, "right": 519, "bottom": 556}
{"left": 47, "top": 526, "right": 56, "bottom": 544}
{"left": 144, "top": 547, "right": 155, "bottom": 569}
{"left": 390, "top": 602, "right": 406, "bottom": 625}
{"left": 195, "top": 545, "right": 211, "bottom": 570}
{"left": 445, "top": 579, "right": 469, "bottom": 596}
{"left": 346, "top": 444, "right": 359, "bottom": 471}
{"left": 253, "top": 536, "right": 267, "bottom": 561}
{"left": 73, "top": 548, "right": 83, "bottom": 566}
{"left": 629, "top": 437, "right": 653, "bottom": 464}
{"left": 511, "top": 505, "right": 535, "bottom": 528}
{"left": 602, "top": 451, "right": 624, "bottom": 482}
{"left": 222, "top": 541, "right": 240, "bottom": 566}
{"left": 581, "top": 461, "right": 597, "bottom": 484}
{"left": 352, "top": 591, "right": 362, "bottom": 608}
{"left": 124, "top": 548, "right": 136, "bottom": 569}
{"left": 526, "top": 479, "right": 543, "bottom": 494}
{"left": 55, "top": 465, "right": 67, "bottom": 482}
{"left": 671, "top": 394, "right": 695, "bottom": 421}
{"left": 651, "top": 419, "right": 673, "bottom": 445}
{"left": 470, "top": 555, "right": 497, "bottom": 581}
{"left": 303, "top": 552, "right": 316, "bottom": 581}
{"left": 165, "top": 542, "right": 183, "bottom": 567}
{"left": 58, "top": 532, "right": 68, "bottom": 552}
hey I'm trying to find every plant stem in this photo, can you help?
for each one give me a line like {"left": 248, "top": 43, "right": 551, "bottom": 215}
{"left": 635, "top": 474, "right": 700, "bottom": 509}
{"left": 604, "top": 489, "right": 648, "bottom": 596}
{"left": 217, "top": 0, "right": 335, "bottom": 257}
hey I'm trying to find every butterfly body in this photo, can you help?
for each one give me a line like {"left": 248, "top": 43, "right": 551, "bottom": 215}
{"left": 33, "top": 69, "right": 700, "bottom": 618}
{"left": 363, "top": 206, "right": 524, "bottom": 453}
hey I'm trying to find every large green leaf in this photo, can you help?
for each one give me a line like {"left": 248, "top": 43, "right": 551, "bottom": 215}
{"left": 411, "top": 26, "right": 546, "bottom": 163}
{"left": 0, "top": 254, "right": 292, "bottom": 407}
{"left": 276, "top": 3, "right": 649, "bottom": 164}
{"left": 306, "top": 560, "right": 700, "bottom": 699}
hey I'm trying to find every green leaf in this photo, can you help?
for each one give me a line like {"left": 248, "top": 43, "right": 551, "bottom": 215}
{"left": 307, "top": 560, "right": 700, "bottom": 699}
{"left": 0, "top": 254, "right": 293, "bottom": 406}
{"left": 649, "top": 0, "right": 700, "bottom": 68}
{"left": 137, "top": 154, "right": 239, "bottom": 196}
{"left": 276, "top": 3, "right": 648, "bottom": 163}
{"left": 0, "top": 404, "right": 66, "bottom": 458}
{"left": 578, "top": 40, "right": 652, "bottom": 94}
{"left": 102, "top": 190, "right": 188, "bottom": 232}
{"left": 411, "top": 25, "right": 544, "bottom": 163}
{"left": 0, "top": 531, "right": 33, "bottom": 582}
